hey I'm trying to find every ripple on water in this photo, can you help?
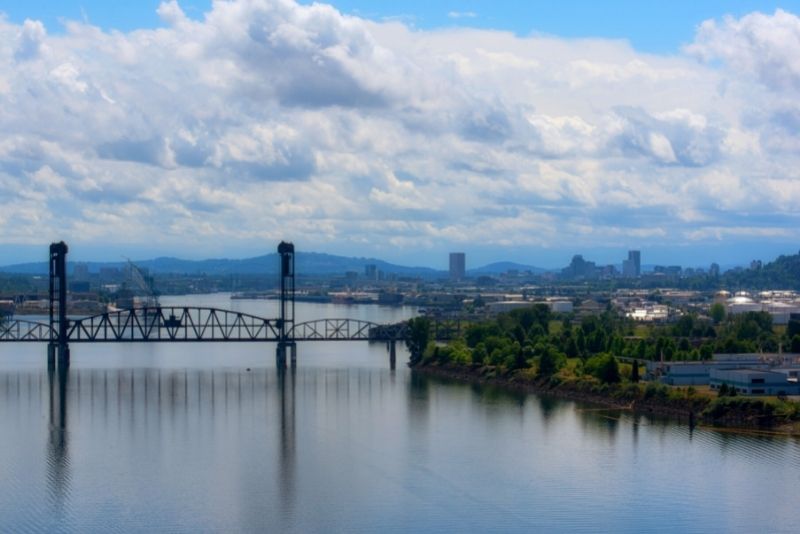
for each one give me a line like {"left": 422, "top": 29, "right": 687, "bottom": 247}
{"left": 0, "top": 354, "right": 800, "bottom": 533}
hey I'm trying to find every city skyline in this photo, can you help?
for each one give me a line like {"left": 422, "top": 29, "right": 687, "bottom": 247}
{"left": 2, "top": 1, "right": 800, "bottom": 268}
{"left": 0, "top": 242, "right": 786, "bottom": 274}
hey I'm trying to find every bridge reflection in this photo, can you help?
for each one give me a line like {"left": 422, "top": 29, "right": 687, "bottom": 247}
{"left": 0, "top": 364, "right": 415, "bottom": 530}
{"left": 47, "top": 365, "right": 70, "bottom": 521}
{"left": 3, "top": 366, "right": 303, "bottom": 525}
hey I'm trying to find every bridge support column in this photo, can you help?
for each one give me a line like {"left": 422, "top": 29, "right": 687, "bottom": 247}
{"left": 48, "top": 342, "right": 70, "bottom": 369}
{"left": 49, "top": 242, "right": 70, "bottom": 370}
{"left": 276, "top": 343, "right": 287, "bottom": 369}
{"left": 277, "top": 241, "right": 295, "bottom": 370}
{"left": 277, "top": 341, "right": 296, "bottom": 369}
{"left": 389, "top": 340, "right": 397, "bottom": 370}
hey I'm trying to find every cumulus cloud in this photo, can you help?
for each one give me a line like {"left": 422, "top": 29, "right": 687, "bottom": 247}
{"left": 14, "top": 19, "right": 47, "bottom": 62}
{"left": 687, "top": 9, "right": 800, "bottom": 91}
{"left": 0, "top": 1, "right": 798, "bottom": 262}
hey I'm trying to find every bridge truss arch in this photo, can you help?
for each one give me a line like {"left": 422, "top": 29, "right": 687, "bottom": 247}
{"left": 0, "top": 308, "right": 419, "bottom": 344}
{"left": 289, "top": 318, "right": 408, "bottom": 342}
{"left": 64, "top": 307, "right": 283, "bottom": 342}
{"left": 0, "top": 319, "right": 56, "bottom": 342}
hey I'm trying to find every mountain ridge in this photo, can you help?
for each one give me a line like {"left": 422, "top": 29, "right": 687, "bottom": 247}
{"left": 0, "top": 251, "right": 550, "bottom": 278}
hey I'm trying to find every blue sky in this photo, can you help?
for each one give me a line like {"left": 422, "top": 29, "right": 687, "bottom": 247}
{"left": 1, "top": 1, "right": 800, "bottom": 269}
{"left": 5, "top": 1, "right": 800, "bottom": 52}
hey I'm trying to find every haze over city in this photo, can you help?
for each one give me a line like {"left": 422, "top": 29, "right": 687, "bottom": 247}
{"left": 2, "top": 0, "right": 800, "bottom": 268}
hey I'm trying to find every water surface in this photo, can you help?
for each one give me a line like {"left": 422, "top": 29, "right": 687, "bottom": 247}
{"left": 1, "top": 300, "right": 799, "bottom": 532}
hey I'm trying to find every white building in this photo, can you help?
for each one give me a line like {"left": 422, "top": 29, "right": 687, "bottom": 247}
{"left": 720, "top": 291, "right": 800, "bottom": 325}
{"left": 627, "top": 305, "right": 669, "bottom": 322}
{"left": 725, "top": 295, "right": 762, "bottom": 314}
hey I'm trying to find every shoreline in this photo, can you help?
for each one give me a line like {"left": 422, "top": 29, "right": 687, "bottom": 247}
{"left": 412, "top": 362, "right": 800, "bottom": 437}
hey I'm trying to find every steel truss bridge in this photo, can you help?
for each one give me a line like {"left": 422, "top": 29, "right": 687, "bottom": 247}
{"left": 0, "top": 307, "right": 427, "bottom": 344}
{"left": 0, "top": 241, "right": 460, "bottom": 370}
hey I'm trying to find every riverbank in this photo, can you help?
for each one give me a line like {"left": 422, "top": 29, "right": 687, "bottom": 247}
{"left": 412, "top": 362, "right": 800, "bottom": 436}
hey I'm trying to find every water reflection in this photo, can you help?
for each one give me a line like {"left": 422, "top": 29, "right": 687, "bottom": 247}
{"left": 537, "top": 395, "right": 559, "bottom": 423}
{"left": 32, "top": 365, "right": 305, "bottom": 531}
{"left": 1, "top": 363, "right": 799, "bottom": 532}
{"left": 46, "top": 365, "right": 70, "bottom": 520}
{"left": 277, "top": 366, "right": 296, "bottom": 524}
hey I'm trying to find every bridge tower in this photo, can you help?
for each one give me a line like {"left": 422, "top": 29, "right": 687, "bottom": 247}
{"left": 276, "top": 241, "right": 296, "bottom": 368}
{"left": 48, "top": 242, "right": 70, "bottom": 369}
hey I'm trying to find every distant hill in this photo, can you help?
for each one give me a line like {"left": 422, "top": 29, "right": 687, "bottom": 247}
{"left": 0, "top": 252, "right": 444, "bottom": 278}
{"left": 468, "top": 261, "right": 548, "bottom": 275}
{"left": 722, "top": 251, "right": 800, "bottom": 289}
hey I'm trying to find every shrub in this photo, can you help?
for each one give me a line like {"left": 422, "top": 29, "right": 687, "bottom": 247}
{"left": 644, "top": 382, "right": 669, "bottom": 401}
{"left": 584, "top": 353, "right": 621, "bottom": 384}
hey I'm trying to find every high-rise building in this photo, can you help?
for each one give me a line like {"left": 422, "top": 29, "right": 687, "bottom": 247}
{"left": 563, "top": 254, "right": 597, "bottom": 279}
{"left": 73, "top": 262, "right": 89, "bottom": 281}
{"left": 449, "top": 252, "right": 466, "bottom": 281}
{"left": 623, "top": 250, "right": 641, "bottom": 277}
{"left": 364, "top": 264, "right": 377, "bottom": 280}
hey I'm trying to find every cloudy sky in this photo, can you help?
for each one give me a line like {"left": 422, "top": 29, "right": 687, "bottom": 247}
{"left": 2, "top": 0, "right": 800, "bottom": 268}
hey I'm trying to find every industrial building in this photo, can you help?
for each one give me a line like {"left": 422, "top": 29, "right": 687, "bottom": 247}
{"left": 721, "top": 290, "right": 800, "bottom": 324}
{"left": 646, "top": 353, "right": 800, "bottom": 388}
{"left": 710, "top": 368, "right": 800, "bottom": 396}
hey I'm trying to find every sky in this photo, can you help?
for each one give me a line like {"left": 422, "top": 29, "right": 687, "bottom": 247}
{"left": 1, "top": 1, "right": 800, "bottom": 269}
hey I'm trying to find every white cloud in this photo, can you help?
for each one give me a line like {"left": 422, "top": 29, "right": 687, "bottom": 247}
{"left": 448, "top": 11, "right": 477, "bottom": 19}
{"left": 0, "top": 1, "right": 798, "bottom": 261}
{"left": 687, "top": 9, "right": 800, "bottom": 91}
{"left": 14, "top": 19, "right": 47, "bottom": 62}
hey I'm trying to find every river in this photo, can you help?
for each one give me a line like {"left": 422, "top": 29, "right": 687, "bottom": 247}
{"left": 1, "top": 296, "right": 799, "bottom": 532}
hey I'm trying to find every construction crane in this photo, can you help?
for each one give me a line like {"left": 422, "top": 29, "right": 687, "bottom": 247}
{"left": 123, "top": 257, "right": 160, "bottom": 308}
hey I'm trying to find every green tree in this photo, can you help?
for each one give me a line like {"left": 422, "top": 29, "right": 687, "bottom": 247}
{"left": 537, "top": 346, "right": 564, "bottom": 377}
{"left": 406, "top": 317, "right": 431, "bottom": 366}
{"left": 709, "top": 303, "right": 726, "bottom": 324}
{"left": 576, "top": 329, "right": 586, "bottom": 357}
{"left": 585, "top": 353, "right": 621, "bottom": 383}
{"left": 564, "top": 335, "right": 579, "bottom": 358}
{"left": 472, "top": 343, "right": 488, "bottom": 365}
{"left": 631, "top": 360, "right": 640, "bottom": 382}
{"left": 791, "top": 335, "right": 800, "bottom": 354}
{"left": 673, "top": 314, "right": 695, "bottom": 337}
{"left": 465, "top": 323, "right": 500, "bottom": 348}
{"left": 788, "top": 319, "right": 800, "bottom": 340}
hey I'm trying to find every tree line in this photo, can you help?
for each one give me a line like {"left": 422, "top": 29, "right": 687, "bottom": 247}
{"left": 406, "top": 304, "right": 796, "bottom": 384}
